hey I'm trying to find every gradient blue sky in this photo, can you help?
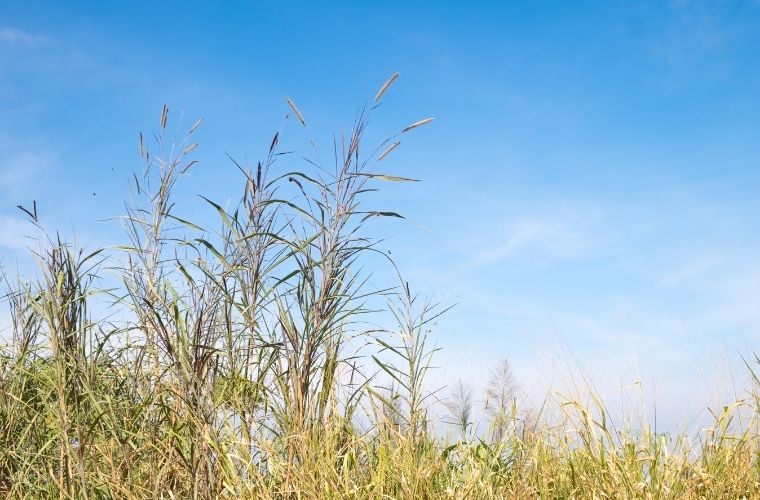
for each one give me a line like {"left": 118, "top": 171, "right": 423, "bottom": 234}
{"left": 2, "top": 1, "right": 760, "bottom": 427}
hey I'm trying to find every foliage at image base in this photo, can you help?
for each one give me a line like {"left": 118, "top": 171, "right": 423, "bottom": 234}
{"left": 1, "top": 79, "right": 760, "bottom": 498}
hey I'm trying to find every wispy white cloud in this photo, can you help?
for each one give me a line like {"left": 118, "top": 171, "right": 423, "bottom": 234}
{"left": 0, "top": 27, "right": 51, "bottom": 48}
{"left": 448, "top": 204, "right": 604, "bottom": 277}
{"left": 0, "top": 150, "right": 55, "bottom": 195}
{"left": 659, "top": 252, "right": 719, "bottom": 286}
{"left": 0, "top": 215, "right": 37, "bottom": 251}
{"left": 420, "top": 187, "right": 760, "bottom": 431}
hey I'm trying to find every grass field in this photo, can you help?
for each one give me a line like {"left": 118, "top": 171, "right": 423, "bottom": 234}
{"left": 1, "top": 80, "right": 759, "bottom": 498}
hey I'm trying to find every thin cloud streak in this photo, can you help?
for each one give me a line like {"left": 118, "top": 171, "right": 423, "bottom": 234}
{"left": 0, "top": 150, "right": 54, "bottom": 194}
{"left": 0, "top": 215, "right": 37, "bottom": 251}
{"left": 0, "top": 27, "right": 52, "bottom": 47}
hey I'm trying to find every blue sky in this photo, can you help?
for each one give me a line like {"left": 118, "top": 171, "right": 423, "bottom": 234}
{"left": 2, "top": 1, "right": 760, "bottom": 428}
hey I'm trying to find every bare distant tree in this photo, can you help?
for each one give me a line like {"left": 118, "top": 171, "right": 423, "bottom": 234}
{"left": 484, "top": 356, "right": 517, "bottom": 441}
{"left": 444, "top": 379, "right": 474, "bottom": 438}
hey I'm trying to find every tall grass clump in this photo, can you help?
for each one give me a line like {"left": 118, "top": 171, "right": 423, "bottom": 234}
{"left": 2, "top": 75, "right": 760, "bottom": 498}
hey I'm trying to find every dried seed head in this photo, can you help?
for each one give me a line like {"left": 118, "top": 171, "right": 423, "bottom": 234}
{"left": 189, "top": 117, "right": 203, "bottom": 135}
{"left": 269, "top": 132, "right": 279, "bottom": 154}
{"left": 378, "top": 141, "right": 401, "bottom": 161}
{"left": 402, "top": 117, "right": 434, "bottom": 133}
{"left": 375, "top": 72, "right": 400, "bottom": 102}
{"left": 180, "top": 160, "right": 198, "bottom": 175}
{"left": 286, "top": 98, "right": 306, "bottom": 127}
{"left": 160, "top": 105, "right": 169, "bottom": 128}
